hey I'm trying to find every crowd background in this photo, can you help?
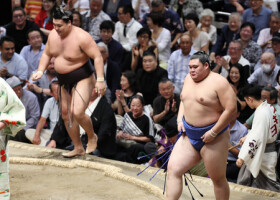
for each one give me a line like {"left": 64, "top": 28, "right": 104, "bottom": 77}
{"left": 0, "top": 0, "right": 280, "bottom": 192}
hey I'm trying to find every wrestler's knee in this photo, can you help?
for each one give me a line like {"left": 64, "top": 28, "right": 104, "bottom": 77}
{"left": 167, "top": 160, "right": 184, "bottom": 177}
{"left": 72, "top": 110, "right": 86, "bottom": 122}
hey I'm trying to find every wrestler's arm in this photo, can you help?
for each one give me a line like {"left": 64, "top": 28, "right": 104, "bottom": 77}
{"left": 212, "top": 75, "right": 237, "bottom": 133}
{"left": 79, "top": 31, "right": 104, "bottom": 80}
{"left": 33, "top": 32, "right": 53, "bottom": 80}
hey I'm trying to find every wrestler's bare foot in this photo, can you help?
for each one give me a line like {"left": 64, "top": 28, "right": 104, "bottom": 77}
{"left": 62, "top": 148, "right": 86, "bottom": 158}
{"left": 86, "top": 133, "right": 98, "bottom": 154}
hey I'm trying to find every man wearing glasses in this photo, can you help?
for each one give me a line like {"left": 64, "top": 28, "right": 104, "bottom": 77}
{"left": 5, "top": 7, "right": 46, "bottom": 53}
{"left": 166, "top": 51, "right": 236, "bottom": 200}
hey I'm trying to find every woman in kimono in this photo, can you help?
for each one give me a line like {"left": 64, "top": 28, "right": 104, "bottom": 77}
{"left": 0, "top": 77, "right": 26, "bottom": 199}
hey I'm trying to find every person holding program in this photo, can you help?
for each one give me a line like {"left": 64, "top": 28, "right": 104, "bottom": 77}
{"left": 32, "top": 6, "right": 106, "bottom": 158}
{"left": 166, "top": 51, "right": 236, "bottom": 200}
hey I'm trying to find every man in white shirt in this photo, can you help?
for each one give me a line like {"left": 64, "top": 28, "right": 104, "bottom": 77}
{"left": 113, "top": 5, "right": 142, "bottom": 71}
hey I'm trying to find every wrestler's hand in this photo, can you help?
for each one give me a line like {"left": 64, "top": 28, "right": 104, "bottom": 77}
{"left": 95, "top": 80, "right": 106, "bottom": 96}
{"left": 236, "top": 158, "right": 244, "bottom": 168}
{"left": 0, "top": 122, "right": 6, "bottom": 130}
{"left": 32, "top": 70, "right": 43, "bottom": 81}
{"left": 201, "top": 131, "right": 215, "bottom": 143}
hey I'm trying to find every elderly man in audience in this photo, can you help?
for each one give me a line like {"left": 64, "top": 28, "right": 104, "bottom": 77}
{"left": 113, "top": 5, "right": 142, "bottom": 72}
{"left": 0, "top": 36, "right": 28, "bottom": 81}
{"left": 167, "top": 33, "right": 196, "bottom": 94}
{"left": 242, "top": 0, "right": 272, "bottom": 41}
{"left": 210, "top": 12, "right": 242, "bottom": 62}
{"left": 152, "top": 79, "right": 180, "bottom": 127}
{"left": 248, "top": 52, "right": 280, "bottom": 87}
{"left": 25, "top": 80, "right": 59, "bottom": 146}
{"left": 141, "top": 0, "right": 184, "bottom": 50}
{"left": 96, "top": 20, "right": 123, "bottom": 66}
{"left": 83, "top": 0, "right": 111, "bottom": 41}
{"left": 257, "top": 12, "right": 280, "bottom": 52}
{"left": 5, "top": 7, "right": 46, "bottom": 53}
{"left": 213, "top": 40, "right": 250, "bottom": 79}
{"left": 97, "top": 42, "right": 121, "bottom": 103}
{"left": 20, "top": 28, "right": 45, "bottom": 79}
{"left": 6, "top": 76, "right": 40, "bottom": 144}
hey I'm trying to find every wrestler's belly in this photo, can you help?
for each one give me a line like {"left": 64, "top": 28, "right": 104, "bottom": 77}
{"left": 183, "top": 107, "right": 221, "bottom": 127}
{"left": 54, "top": 57, "right": 89, "bottom": 74}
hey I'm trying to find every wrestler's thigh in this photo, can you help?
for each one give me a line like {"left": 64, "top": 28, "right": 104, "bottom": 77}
{"left": 72, "top": 75, "right": 94, "bottom": 114}
{"left": 168, "top": 136, "right": 201, "bottom": 174}
{"left": 60, "top": 86, "right": 72, "bottom": 116}
{"left": 201, "top": 130, "right": 230, "bottom": 179}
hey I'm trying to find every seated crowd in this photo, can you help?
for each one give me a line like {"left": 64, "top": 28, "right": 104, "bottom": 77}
{"left": 0, "top": 0, "right": 280, "bottom": 192}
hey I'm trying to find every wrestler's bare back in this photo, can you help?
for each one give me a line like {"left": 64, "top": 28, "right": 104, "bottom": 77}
{"left": 181, "top": 72, "right": 229, "bottom": 127}
{"left": 47, "top": 26, "right": 97, "bottom": 74}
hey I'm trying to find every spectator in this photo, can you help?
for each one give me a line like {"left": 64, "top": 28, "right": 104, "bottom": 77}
{"left": 27, "top": 57, "right": 56, "bottom": 112}
{"left": 72, "top": 10, "right": 83, "bottom": 27}
{"left": 167, "top": 33, "right": 196, "bottom": 94}
{"left": 213, "top": 40, "right": 250, "bottom": 79}
{"left": 243, "top": 0, "right": 272, "bottom": 41}
{"left": 225, "top": 0, "right": 248, "bottom": 14}
{"left": 131, "top": 27, "right": 158, "bottom": 72}
{"left": 6, "top": 76, "right": 40, "bottom": 131}
{"left": 35, "top": 0, "right": 56, "bottom": 36}
{"left": 5, "top": 6, "right": 45, "bottom": 53}
{"left": 197, "top": 8, "right": 217, "bottom": 47}
{"left": 49, "top": 77, "right": 118, "bottom": 159}
{"left": 227, "top": 101, "right": 248, "bottom": 183}
{"left": 152, "top": 79, "right": 180, "bottom": 126}
{"left": 184, "top": 12, "right": 209, "bottom": 53}
{"left": 141, "top": 0, "right": 183, "bottom": 50}
{"left": 267, "top": 32, "right": 280, "bottom": 65}
{"left": 0, "top": 36, "right": 28, "bottom": 81}
{"left": 114, "top": 71, "right": 138, "bottom": 116}
{"left": 227, "top": 63, "right": 249, "bottom": 95}
{"left": 24, "top": 0, "right": 43, "bottom": 21}
{"left": 113, "top": 5, "right": 142, "bottom": 71}
{"left": 72, "top": 0, "right": 90, "bottom": 14}
{"left": 239, "top": 22, "right": 262, "bottom": 71}
{"left": 169, "top": 0, "right": 203, "bottom": 17}
{"left": 25, "top": 80, "right": 60, "bottom": 146}
{"left": 210, "top": 12, "right": 242, "bottom": 63}
{"left": 248, "top": 52, "right": 280, "bottom": 87}
{"left": 97, "top": 42, "right": 121, "bottom": 103}
{"left": 132, "top": 0, "right": 150, "bottom": 20}
{"left": 96, "top": 20, "right": 123, "bottom": 65}
{"left": 147, "top": 11, "right": 171, "bottom": 69}
{"left": 102, "top": 0, "right": 131, "bottom": 22}
{"left": 136, "top": 51, "right": 168, "bottom": 105}
{"left": 116, "top": 94, "right": 155, "bottom": 164}
{"left": 257, "top": 12, "right": 280, "bottom": 52}
{"left": 236, "top": 84, "right": 280, "bottom": 192}
{"left": 20, "top": 28, "right": 45, "bottom": 79}
{"left": 82, "top": 0, "right": 111, "bottom": 41}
